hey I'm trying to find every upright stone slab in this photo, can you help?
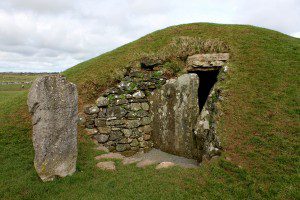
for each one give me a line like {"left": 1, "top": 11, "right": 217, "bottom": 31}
{"left": 27, "top": 75, "right": 78, "bottom": 181}
{"left": 149, "top": 74, "right": 199, "bottom": 158}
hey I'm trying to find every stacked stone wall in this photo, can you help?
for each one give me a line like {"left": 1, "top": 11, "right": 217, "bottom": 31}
{"left": 80, "top": 70, "right": 167, "bottom": 153}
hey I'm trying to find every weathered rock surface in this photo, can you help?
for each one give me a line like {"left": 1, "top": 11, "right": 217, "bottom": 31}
{"left": 95, "top": 153, "right": 125, "bottom": 160}
{"left": 193, "top": 89, "right": 222, "bottom": 160}
{"left": 95, "top": 145, "right": 110, "bottom": 153}
{"left": 96, "top": 161, "right": 116, "bottom": 171}
{"left": 156, "top": 162, "right": 175, "bottom": 169}
{"left": 186, "top": 53, "right": 229, "bottom": 71}
{"left": 27, "top": 75, "right": 78, "bottom": 182}
{"left": 150, "top": 74, "right": 199, "bottom": 159}
{"left": 94, "top": 134, "right": 109, "bottom": 143}
{"left": 122, "top": 149, "right": 199, "bottom": 169}
{"left": 187, "top": 53, "right": 229, "bottom": 66}
{"left": 136, "top": 159, "right": 157, "bottom": 168}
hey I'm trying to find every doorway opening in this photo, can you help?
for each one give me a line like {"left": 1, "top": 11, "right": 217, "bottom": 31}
{"left": 191, "top": 70, "right": 220, "bottom": 112}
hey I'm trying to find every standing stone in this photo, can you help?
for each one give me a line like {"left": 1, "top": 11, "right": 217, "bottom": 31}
{"left": 149, "top": 74, "right": 199, "bottom": 159}
{"left": 27, "top": 75, "right": 78, "bottom": 182}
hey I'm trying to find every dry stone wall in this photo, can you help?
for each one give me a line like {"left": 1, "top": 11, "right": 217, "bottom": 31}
{"left": 81, "top": 70, "right": 167, "bottom": 153}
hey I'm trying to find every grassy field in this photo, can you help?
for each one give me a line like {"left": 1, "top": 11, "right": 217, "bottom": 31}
{"left": 0, "top": 73, "right": 42, "bottom": 91}
{"left": 0, "top": 73, "right": 48, "bottom": 83}
{"left": 0, "top": 23, "right": 299, "bottom": 199}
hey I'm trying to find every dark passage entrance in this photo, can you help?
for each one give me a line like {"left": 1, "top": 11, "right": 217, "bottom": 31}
{"left": 192, "top": 70, "right": 220, "bottom": 112}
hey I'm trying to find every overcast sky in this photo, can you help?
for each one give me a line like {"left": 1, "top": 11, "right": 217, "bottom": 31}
{"left": 0, "top": 0, "right": 299, "bottom": 72}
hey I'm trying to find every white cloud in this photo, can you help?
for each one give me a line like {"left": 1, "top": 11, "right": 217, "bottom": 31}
{"left": 0, "top": 0, "right": 299, "bottom": 72}
{"left": 232, "top": 0, "right": 300, "bottom": 34}
{"left": 291, "top": 32, "right": 300, "bottom": 38}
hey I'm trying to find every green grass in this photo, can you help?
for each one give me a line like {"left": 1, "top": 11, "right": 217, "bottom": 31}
{"left": 0, "top": 23, "right": 300, "bottom": 199}
{"left": 0, "top": 73, "right": 41, "bottom": 82}
{"left": 0, "top": 84, "right": 31, "bottom": 91}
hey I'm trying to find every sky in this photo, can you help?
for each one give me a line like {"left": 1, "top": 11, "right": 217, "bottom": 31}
{"left": 0, "top": 0, "right": 299, "bottom": 72}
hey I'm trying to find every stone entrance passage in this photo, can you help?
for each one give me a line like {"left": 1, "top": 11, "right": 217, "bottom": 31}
{"left": 149, "top": 53, "right": 228, "bottom": 161}
{"left": 81, "top": 53, "right": 229, "bottom": 164}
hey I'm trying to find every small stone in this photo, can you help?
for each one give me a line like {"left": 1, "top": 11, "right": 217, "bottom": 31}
{"left": 107, "top": 107, "right": 127, "bottom": 118}
{"left": 125, "top": 94, "right": 133, "bottom": 99}
{"left": 143, "top": 134, "right": 151, "bottom": 141}
{"left": 115, "top": 99, "right": 128, "bottom": 105}
{"left": 141, "top": 117, "right": 152, "bottom": 125}
{"left": 122, "top": 129, "right": 132, "bottom": 137}
{"left": 89, "top": 106, "right": 99, "bottom": 114}
{"left": 155, "top": 162, "right": 175, "bottom": 169}
{"left": 131, "top": 129, "right": 142, "bottom": 138}
{"left": 98, "top": 108, "right": 107, "bottom": 118}
{"left": 106, "top": 141, "right": 115, "bottom": 146}
{"left": 136, "top": 159, "right": 157, "bottom": 168}
{"left": 85, "top": 128, "right": 98, "bottom": 136}
{"left": 128, "top": 98, "right": 148, "bottom": 103}
{"left": 137, "top": 137, "right": 143, "bottom": 142}
{"left": 95, "top": 118, "right": 106, "bottom": 127}
{"left": 139, "top": 141, "right": 147, "bottom": 148}
{"left": 125, "top": 120, "right": 141, "bottom": 129}
{"left": 98, "top": 126, "right": 111, "bottom": 134}
{"left": 126, "top": 112, "right": 138, "bottom": 118}
{"left": 84, "top": 105, "right": 99, "bottom": 115}
{"left": 108, "top": 88, "right": 121, "bottom": 95}
{"left": 130, "top": 103, "right": 141, "bottom": 111}
{"left": 96, "top": 161, "right": 115, "bottom": 171}
{"left": 131, "top": 146, "right": 139, "bottom": 151}
{"left": 117, "top": 81, "right": 127, "bottom": 89}
{"left": 109, "top": 131, "right": 123, "bottom": 141}
{"left": 138, "top": 125, "right": 152, "bottom": 134}
{"left": 96, "top": 97, "right": 109, "bottom": 107}
{"left": 95, "top": 153, "right": 125, "bottom": 160}
{"left": 130, "top": 139, "right": 139, "bottom": 147}
{"left": 106, "top": 117, "right": 117, "bottom": 121}
{"left": 85, "top": 115, "right": 96, "bottom": 126}
{"left": 106, "top": 119, "right": 125, "bottom": 126}
{"left": 148, "top": 141, "right": 154, "bottom": 147}
{"left": 95, "top": 145, "right": 109, "bottom": 153}
{"left": 130, "top": 71, "right": 143, "bottom": 78}
{"left": 140, "top": 57, "right": 163, "bottom": 68}
{"left": 122, "top": 157, "right": 142, "bottom": 165}
{"left": 136, "top": 110, "right": 148, "bottom": 117}
{"left": 148, "top": 84, "right": 156, "bottom": 89}
{"left": 85, "top": 124, "right": 94, "bottom": 129}
{"left": 118, "top": 138, "right": 132, "bottom": 144}
{"left": 141, "top": 103, "right": 149, "bottom": 110}
{"left": 132, "top": 91, "right": 145, "bottom": 99}
{"left": 107, "top": 145, "right": 116, "bottom": 152}
{"left": 116, "top": 144, "right": 130, "bottom": 152}
{"left": 94, "top": 134, "right": 109, "bottom": 143}
{"left": 77, "top": 113, "right": 86, "bottom": 126}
